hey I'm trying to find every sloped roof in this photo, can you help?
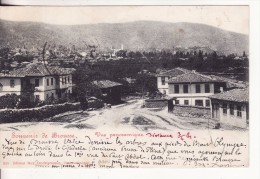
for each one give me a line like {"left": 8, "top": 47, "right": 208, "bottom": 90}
{"left": 156, "top": 67, "right": 191, "bottom": 77}
{"left": 168, "top": 71, "right": 222, "bottom": 83}
{"left": 92, "top": 80, "right": 122, "bottom": 88}
{"left": 209, "top": 75, "right": 248, "bottom": 88}
{"left": 209, "top": 88, "right": 249, "bottom": 103}
{"left": 4, "top": 63, "right": 75, "bottom": 77}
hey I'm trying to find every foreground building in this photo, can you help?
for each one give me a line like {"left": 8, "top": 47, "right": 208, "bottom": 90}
{"left": 0, "top": 63, "right": 75, "bottom": 102}
{"left": 167, "top": 71, "right": 226, "bottom": 107}
{"left": 209, "top": 88, "right": 249, "bottom": 128}
{"left": 92, "top": 80, "right": 122, "bottom": 104}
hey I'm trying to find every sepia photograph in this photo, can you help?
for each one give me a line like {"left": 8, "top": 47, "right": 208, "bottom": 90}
{"left": 0, "top": 5, "right": 253, "bottom": 170}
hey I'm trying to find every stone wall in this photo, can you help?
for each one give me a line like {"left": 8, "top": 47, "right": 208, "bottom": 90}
{"left": 145, "top": 99, "right": 167, "bottom": 108}
{"left": 172, "top": 105, "right": 211, "bottom": 118}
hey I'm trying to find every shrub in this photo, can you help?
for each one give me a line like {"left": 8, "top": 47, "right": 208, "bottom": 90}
{"left": 0, "top": 94, "right": 20, "bottom": 109}
{"left": 0, "top": 102, "right": 81, "bottom": 123}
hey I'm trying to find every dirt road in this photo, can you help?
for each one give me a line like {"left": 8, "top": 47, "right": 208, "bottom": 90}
{"left": 0, "top": 100, "right": 218, "bottom": 132}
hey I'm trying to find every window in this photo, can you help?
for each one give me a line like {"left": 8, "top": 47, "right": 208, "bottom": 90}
{"left": 61, "top": 77, "right": 64, "bottom": 85}
{"left": 205, "top": 84, "right": 210, "bottom": 93}
{"left": 46, "top": 94, "right": 49, "bottom": 99}
{"left": 51, "top": 93, "right": 54, "bottom": 99}
{"left": 206, "top": 100, "right": 210, "bottom": 107}
{"left": 184, "top": 100, "right": 189, "bottom": 105}
{"left": 223, "top": 103, "right": 227, "bottom": 114}
{"left": 68, "top": 76, "right": 70, "bottom": 83}
{"left": 195, "top": 84, "right": 201, "bottom": 93}
{"left": 35, "top": 95, "right": 40, "bottom": 101}
{"left": 174, "top": 85, "right": 179, "bottom": 93}
{"left": 183, "top": 84, "right": 188, "bottom": 93}
{"left": 0, "top": 83, "right": 3, "bottom": 92}
{"left": 65, "top": 77, "right": 67, "bottom": 84}
{"left": 237, "top": 106, "right": 242, "bottom": 117}
{"left": 230, "top": 104, "right": 234, "bottom": 115}
{"left": 35, "top": 79, "right": 39, "bottom": 87}
{"left": 175, "top": 100, "right": 179, "bottom": 105}
{"left": 56, "top": 77, "right": 59, "bottom": 85}
{"left": 51, "top": 78, "right": 54, "bottom": 85}
{"left": 46, "top": 79, "right": 49, "bottom": 86}
{"left": 195, "top": 100, "right": 203, "bottom": 106}
{"left": 161, "top": 77, "right": 165, "bottom": 85}
{"left": 10, "top": 79, "right": 15, "bottom": 88}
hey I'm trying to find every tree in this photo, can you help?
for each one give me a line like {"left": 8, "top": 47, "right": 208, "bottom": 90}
{"left": 134, "top": 73, "right": 157, "bottom": 95}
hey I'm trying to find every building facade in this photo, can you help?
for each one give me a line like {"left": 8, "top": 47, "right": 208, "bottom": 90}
{"left": 0, "top": 63, "right": 75, "bottom": 102}
{"left": 92, "top": 80, "right": 122, "bottom": 105}
{"left": 167, "top": 71, "right": 226, "bottom": 108}
{"left": 209, "top": 88, "right": 249, "bottom": 128}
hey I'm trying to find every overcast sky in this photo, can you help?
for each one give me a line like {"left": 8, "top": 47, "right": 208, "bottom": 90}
{"left": 0, "top": 6, "right": 249, "bottom": 34}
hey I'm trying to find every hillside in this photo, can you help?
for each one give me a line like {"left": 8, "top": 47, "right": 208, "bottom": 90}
{"left": 0, "top": 20, "right": 248, "bottom": 55}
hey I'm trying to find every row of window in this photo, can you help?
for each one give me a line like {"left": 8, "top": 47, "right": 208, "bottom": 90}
{"left": 173, "top": 84, "right": 211, "bottom": 94}
{"left": 46, "top": 76, "right": 71, "bottom": 86}
{"left": 8, "top": 76, "right": 71, "bottom": 89}
{"left": 175, "top": 99, "right": 210, "bottom": 107}
{"left": 223, "top": 104, "right": 242, "bottom": 117}
{"left": 45, "top": 89, "right": 71, "bottom": 99}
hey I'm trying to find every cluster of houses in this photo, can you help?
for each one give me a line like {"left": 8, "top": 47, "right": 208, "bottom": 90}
{"left": 0, "top": 60, "right": 249, "bottom": 129}
{"left": 157, "top": 67, "right": 249, "bottom": 128}
{"left": 0, "top": 62, "right": 123, "bottom": 105}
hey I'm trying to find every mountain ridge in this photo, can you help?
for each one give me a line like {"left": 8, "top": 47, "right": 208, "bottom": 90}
{"left": 0, "top": 19, "right": 248, "bottom": 55}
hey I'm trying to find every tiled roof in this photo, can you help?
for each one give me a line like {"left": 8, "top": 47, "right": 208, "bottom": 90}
{"left": 209, "top": 88, "right": 249, "bottom": 103}
{"left": 209, "top": 75, "right": 248, "bottom": 88}
{"left": 156, "top": 67, "right": 191, "bottom": 77}
{"left": 2, "top": 63, "right": 75, "bottom": 77}
{"left": 92, "top": 80, "right": 122, "bottom": 88}
{"left": 168, "top": 71, "right": 222, "bottom": 83}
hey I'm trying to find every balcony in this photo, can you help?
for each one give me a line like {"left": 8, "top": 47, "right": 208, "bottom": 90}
{"left": 21, "top": 83, "right": 35, "bottom": 92}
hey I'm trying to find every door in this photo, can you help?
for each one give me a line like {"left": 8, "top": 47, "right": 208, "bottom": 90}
{"left": 212, "top": 103, "right": 220, "bottom": 119}
{"left": 168, "top": 100, "right": 173, "bottom": 112}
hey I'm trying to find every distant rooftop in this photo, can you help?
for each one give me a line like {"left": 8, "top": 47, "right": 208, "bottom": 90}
{"left": 0, "top": 63, "right": 75, "bottom": 77}
{"left": 209, "top": 87, "right": 249, "bottom": 103}
{"left": 92, "top": 80, "right": 122, "bottom": 89}
{"left": 156, "top": 67, "right": 191, "bottom": 77}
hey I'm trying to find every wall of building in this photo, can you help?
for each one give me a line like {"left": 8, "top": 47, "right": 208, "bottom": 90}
{"left": 168, "top": 83, "right": 214, "bottom": 96}
{"left": 157, "top": 76, "right": 169, "bottom": 94}
{"left": 212, "top": 101, "right": 248, "bottom": 128}
{"left": 0, "top": 74, "right": 73, "bottom": 102}
{"left": 174, "top": 97, "right": 211, "bottom": 107}
{"left": 36, "top": 74, "right": 73, "bottom": 101}
{"left": 167, "top": 83, "right": 214, "bottom": 107}
{"left": 0, "top": 77, "right": 21, "bottom": 96}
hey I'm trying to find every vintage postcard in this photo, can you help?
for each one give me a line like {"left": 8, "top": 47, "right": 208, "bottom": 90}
{"left": 0, "top": 6, "right": 251, "bottom": 170}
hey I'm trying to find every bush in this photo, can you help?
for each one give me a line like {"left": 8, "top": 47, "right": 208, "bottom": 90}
{"left": 88, "top": 98, "right": 104, "bottom": 109}
{"left": 0, "top": 102, "right": 81, "bottom": 123}
{"left": 0, "top": 94, "right": 20, "bottom": 109}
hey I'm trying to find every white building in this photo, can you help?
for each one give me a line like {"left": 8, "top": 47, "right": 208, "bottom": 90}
{"left": 209, "top": 88, "right": 249, "bottom": 128}
{"left": 156, "top": 67, "right": 191, "bottom": 95}
{"left": 167, "top": 71, "right": 226, "bottom": 107}
{"left": 0, "top": 63, "right": 75, "bottom": 102}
